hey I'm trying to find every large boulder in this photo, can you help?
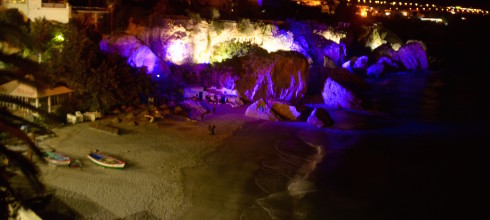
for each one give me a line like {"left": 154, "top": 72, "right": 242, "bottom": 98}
{"left": 308, "top": 67, "right": 368, "bottom": 97}
{"left": 100, "top": 34, "right": 170, "bottom": 76}
{"left": 397, "top": 42, "right": 429, "bottom": 70}
{"left": 377, "top": 56, "right": 399, "bottom": 68}
{"left": 372, "top": 43, "right": 400, "bottom": 63}
{"left": 322, "top": 77, "right": 362, "bottom": 109}
{"left": 235, "top": 51, "right": 309, "bottom": 105}
{"left": 270, "top": 102, "right": 301, "bottom": 121}
{"left": 180, "top": 100, "right": 209, "bottom": 121}
{"left": 307, "top": 108, "right": 334, "bottom": 128}
{"left": 341, "top": 60, "right": 353, "bottom": 72}
{"left": 366, "top": 63, "right": 384, "bottom": 78}
{"left": 353, "top": 56, "right": 369, "bottom": 70}
{"left": 323, "top": 56, "right": 338, "bottom": 68}
{"left": 244, "top": 99, "right": 278, "bottom": 121}
{"left": 306, "top": 34, "right": 346, "bottom": 66}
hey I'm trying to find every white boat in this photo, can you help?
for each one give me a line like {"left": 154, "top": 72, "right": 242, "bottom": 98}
{"left": 87, "top": 152, "right": 125, "bottom": 169}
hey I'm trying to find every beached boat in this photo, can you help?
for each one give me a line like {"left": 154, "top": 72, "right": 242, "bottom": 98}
{"left": 87, "top": 152, "right": 126, "bottom": 169}
{"left": 43, "top": 151, "right": 71, "bottom": 166}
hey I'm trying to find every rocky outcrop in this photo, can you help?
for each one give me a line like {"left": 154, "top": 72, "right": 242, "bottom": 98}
{"left": 306, "top": 34, "right": 346, "bottom": 66}
{"left": 397, "top": 42, "right": 429, "bottom": 70}
{"left": 377, "top": 56, "right": 399, "bottom": 68}
{"left": 270, "top": 102, "right": 301, "bottom": 121}
{"left": 373, "top": 43, "right": 400, "bottom": 63}
{"left": 100, "top": 34, "right": 170, "bottom": 76}
{"left": 341, "top": 60, "right": 353, "bottom": 72}
{"left": 353, "top": 56, "right": 369, "bottom": 70}
{"left": 235, "top": 51, "right": 309, "bottom": 105}
{"left": 307, "top": 108, "right": 334, "bottom": 128}
{"left": 322, "top": 77, "right": 362, "bottom": 109}
{"left": 308, "top": 67, "right": 368, "bottom": 97}
{"left": 180, "top": 100, "right": 209, "bottom": 121}
{"left": 244, "top": 99, "right": 278, "bottom": 121}
{"left": 366, "top": 63, "right": 384, "bottom": 78}
{"left": 323, "top": 56, "right": 338, "bottom": 68}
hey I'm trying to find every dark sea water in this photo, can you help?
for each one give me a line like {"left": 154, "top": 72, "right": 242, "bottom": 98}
{"left": 235, "top": 71, "right": 490, "bottom": 220}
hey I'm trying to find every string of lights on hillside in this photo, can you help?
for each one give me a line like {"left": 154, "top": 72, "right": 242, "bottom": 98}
{"left": 347, "top": 0, "right": 489, "bottom": 20}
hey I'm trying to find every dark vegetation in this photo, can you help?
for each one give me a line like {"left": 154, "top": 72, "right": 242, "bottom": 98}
{"left": 0, "top": 18, "right": 52, "bottom": 220}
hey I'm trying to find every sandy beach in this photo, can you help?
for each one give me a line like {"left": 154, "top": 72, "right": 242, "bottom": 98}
{"left": 34, "top": 104, "right": 255, "bottom": 219}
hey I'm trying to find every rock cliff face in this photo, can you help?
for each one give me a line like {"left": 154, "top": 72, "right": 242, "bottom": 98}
{"left": 397, "top": 42, "right": 429, "bottom": 70}
{"left": 235, "top": 51, "right": 309, "bottom": 105}
{"left": 100, "top": 34, "right": 170, "bottom": 76}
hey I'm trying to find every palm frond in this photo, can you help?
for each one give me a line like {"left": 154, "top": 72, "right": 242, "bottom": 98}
{"left": 0, "top": 53, "right": 41, "bottom": 73}
{"left": 0, "top": 97, "right": 58, "bottom": 124}
{"left": 0, "top": 109, "right": 54, "bottom": 135}
{"left": 0, "top": 21, "right": 32, "bottom": 50}
{"left": 0, "top": 120, "right": 45, "bottom": 162}
{"left": 0, "top": 144, "right": 44, "bottom": 195}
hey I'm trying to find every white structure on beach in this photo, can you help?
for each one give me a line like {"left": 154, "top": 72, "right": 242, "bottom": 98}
{"left": 0, "top": 79, "right": 72, "bottom": 113}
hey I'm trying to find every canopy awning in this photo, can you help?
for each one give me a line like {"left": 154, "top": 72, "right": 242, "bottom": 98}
{"left": 0, "top": 80, "right": 72, "bottom": 98}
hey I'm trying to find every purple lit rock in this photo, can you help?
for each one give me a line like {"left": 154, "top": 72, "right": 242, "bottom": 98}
{"left": 308, "top": 67, "right": 368, "bottom": 98}
{"left": 100, "top": 34, "right": 170, "bottom": 76}
{"left": 180, "top": 100, "right": 209, "bottom": 121}
{"left": 244, "top": 99, "right": 278, "bottom": 121}
{"left": 306, "top": 34, "right": 346, "bottom": 66}
{"left": 377, "top": 56, "right": 399, "bottom": 68}
{"left": 341, "top": 60, "right": 353, "bottom": 72}
{"left": 366, "top": 63, "right": 384, "bottom": 78}
{"left": 373, "top": 43, "right": 400, "bottom": 63}
{"left": 307, "top": 108, "right": 334, "bottom": 128}
{"left": 323, "top": 56, "right": 337, "bottom": 68}
{"left": 236, "top": 51, "right": 309, "bottom": 105}
{"left": 270, "top": 102, "right": 301, "bottom": 121}
{"left": 397, "top": 42, "right": 429, "bottom": 70}
{"left": 353, "top": 56, "right": 369, "bottom": 70}
{"left": 322, "top": 77, "right": 362, "bottom": 109}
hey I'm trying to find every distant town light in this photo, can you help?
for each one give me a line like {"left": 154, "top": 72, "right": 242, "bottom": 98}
{"left": 385, "top": 12, "right": 391, "bottom": 16}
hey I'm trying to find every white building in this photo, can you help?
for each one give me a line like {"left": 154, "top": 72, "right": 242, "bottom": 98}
{"left": 1, "top": 0, "right": 71, "bottom": 23}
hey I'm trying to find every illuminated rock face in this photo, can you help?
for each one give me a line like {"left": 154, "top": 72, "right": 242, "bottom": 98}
{"left": 236, "top": 51, "right": 309, "bottom": 105}
{"left": 397, "top": 42, "right": 429, "bottom": 70}
{"left": 270, "top": 102, "right": 301, "bottom": 121}
{"left": 353, "top": 56, "right": 369, "bottom": 69}
{"left": 100, "top": 34, "right": 170, "bottom": 76}
{"left": 307, "top": 108, "right": 334, "bottom": 128}
{"left": 366, "top": 63, "right": 384, "bottom": 78}
{"left": 244, "top": 99, "right": 278, "bottom": 121}
{"left": 322, "top": 77, "right": 361, "bottom": 109}
{"left": 306, "top": 34, "right": 346, "bottom": 66}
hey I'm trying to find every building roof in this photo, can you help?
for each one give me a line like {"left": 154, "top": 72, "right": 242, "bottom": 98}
{"left": 0, "top": 80, "right": 72, "bottom": 98}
